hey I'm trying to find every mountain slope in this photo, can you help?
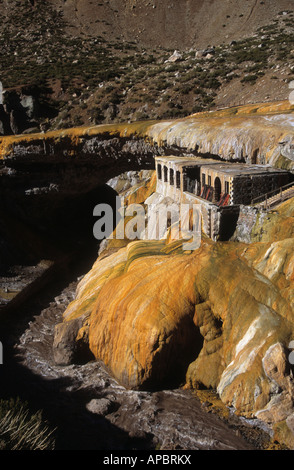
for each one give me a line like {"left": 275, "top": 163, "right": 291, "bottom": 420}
{"left": 1, "top": 0, "right": 294, "bottom": 133}
{"left": 47, "top": 0, "right": 294, "bottom": 49}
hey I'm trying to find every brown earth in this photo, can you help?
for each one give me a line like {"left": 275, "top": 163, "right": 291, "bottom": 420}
{"left": 47, "top": 0, "right": 293, "bottom": 50}
{"left": 1, "top": 0, "right": 294, "bottom": 132}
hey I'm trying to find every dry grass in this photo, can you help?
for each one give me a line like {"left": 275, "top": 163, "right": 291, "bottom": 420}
{"left": 0, "top": 399, "right": 56, "bottom": 450}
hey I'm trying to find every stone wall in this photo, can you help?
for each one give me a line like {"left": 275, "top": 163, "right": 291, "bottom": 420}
{"left": 232, "top": 205, "right": 262, "bottom": 243}
{"left": 232, "top": 173, "right": 290, "bottom": 205}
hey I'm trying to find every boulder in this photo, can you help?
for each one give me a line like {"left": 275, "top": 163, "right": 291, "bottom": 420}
{"left": 165, "top": 50, "right": 182, "bottom": 63}
{"left": 86, "top": 398, "right": 113, "bottom": 415}
{"left": 20, "top": 95, "right": 38, "bottom": 119}
{"left": 195, "top": 51, "right": 204, "bottom": 58}
{"left": 203, "top": 47, "right": 215, "bottom": 55}
{"left": 53, "top": 314, "right": 91, "bottom": 365}
{"left": 254, "top": 343, "right": 294, "bottom": 424}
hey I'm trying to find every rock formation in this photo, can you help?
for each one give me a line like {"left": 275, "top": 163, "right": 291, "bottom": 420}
{"left": 1, "top": 100, "right": 294, "bottom": 447}
{"left": 0, "top": 88, "right": 41, "bottom": 135}
{"left": 1, "top": 100, "right": 294, "bottom": 171}
{"left": 51, "top": 163, "right": 294, "bottom": 447}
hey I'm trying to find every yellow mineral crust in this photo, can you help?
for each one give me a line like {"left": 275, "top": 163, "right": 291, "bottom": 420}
{"left": 8, "top": 99, "right": 294, "bottom": 441}
{"left": 1, "top": 100, "right": 294, "bottom": 169}
{"left": 60, "top": 226, "right": 294, "bottom": 415}
{"left": 59, "top": 164, "right": 294, "bottom": 429}
{"left": 84, "top": 238, "right": 294, "bottom": 417}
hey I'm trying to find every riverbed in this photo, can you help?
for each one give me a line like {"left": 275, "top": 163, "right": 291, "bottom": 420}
{"left": 0, "top": 264, "right": 274, "bottom": 451}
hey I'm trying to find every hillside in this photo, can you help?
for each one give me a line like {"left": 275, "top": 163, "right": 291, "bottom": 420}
{"left": 47, "top": 0, "right": 294, "bottom": 50}
{"left": 1, "top": 0, "right": 294, "bottom": 134}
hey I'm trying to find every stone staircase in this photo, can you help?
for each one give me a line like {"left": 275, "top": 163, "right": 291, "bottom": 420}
{"left": 251, "top": 182, "right": 294, "bottom": 210}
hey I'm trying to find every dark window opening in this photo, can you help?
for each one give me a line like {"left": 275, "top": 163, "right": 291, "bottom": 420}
{"left": 183, "top": 174, "right": 187, "bottom": 192}
{"left": 184, "top": 166, "right": 201, "bottom": 195}
{"left": 251, "top": 148, "right": 259, "bottom": 164}
{"left": 164, "top": 166, "right": 168, "bottom": 182}
{"left": 176, "top": 171, "right": 181, "bottom": 189}
{"left": 157, "top": 164, "right": 162, "bottom": 180}
{"left": 170, "top": 168, "right": 174, "bottom": 186}
{"left": 214, "top": 177, "right": 222, "bottom": 202}
{"left": 202, "top": 174, "right": 206, "bottom": 187}
{"left": 208, "top": 175, "right": 211, "bottom": 186}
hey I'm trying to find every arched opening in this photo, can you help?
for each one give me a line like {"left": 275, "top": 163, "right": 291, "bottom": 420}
{"left": 214, "top": 177, "right": 221, "bottom": 202}
{"left": 169, "top": 168, "right": 174, "bottom": 186}
{"left": 183, "top": 167, "right": 200, "bottom": 194}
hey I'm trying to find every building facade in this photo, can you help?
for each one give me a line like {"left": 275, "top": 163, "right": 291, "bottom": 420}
{"left": 155, "top": 156, "right": 290, "bottom": 206}
{"left": 154, "top": 156, "right": 291, "bottom": 241}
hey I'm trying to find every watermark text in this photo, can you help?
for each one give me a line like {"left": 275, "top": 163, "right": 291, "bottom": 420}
{"left": 93, "top": 197, "right": 201, "bottom": 250}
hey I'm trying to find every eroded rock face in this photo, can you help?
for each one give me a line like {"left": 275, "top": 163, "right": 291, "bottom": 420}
{"left": 59, "top": 235, "right": 294, "bottom": 402}
{"left": 53, "top": 314, "right": 91, "bottom": 365}
{"left": 22, "top": 102, "right": 290, "bottom": 447}
{"left": 54, "top": 183, "right": 294, "bottom": 446}
{"left": 256, "top": 343, "right": 294, "bottom": 424}
{"left": 1, "top": 100, "right": 294, "bottom": 171}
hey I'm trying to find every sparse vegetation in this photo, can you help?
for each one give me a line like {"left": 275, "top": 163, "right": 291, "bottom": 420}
{"left": 0, "top": 1, "right": 294, "bottom": 131}
{"left": 241, "top": 74, "right": 260, "bottom": 84}
{"left": 0, "top": 398, "right": 56, "bottom": 450}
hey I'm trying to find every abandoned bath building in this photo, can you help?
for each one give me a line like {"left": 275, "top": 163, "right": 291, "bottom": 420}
{"left": 154, "top": 156, "right": 293, "bottom": 241}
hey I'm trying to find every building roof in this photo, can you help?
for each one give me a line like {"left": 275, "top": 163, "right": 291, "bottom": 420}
{"left": 155, "top": 155, "right": 289, "bottom": 177}
{"left": 155, "top": 155, "right": 222, "bottom": 169}
{"left": 200, "top": 163, "right": 288, "bottom": 177}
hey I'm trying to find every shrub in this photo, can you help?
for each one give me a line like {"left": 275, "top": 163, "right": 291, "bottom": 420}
{"left": 192, "top": 105, "right": 204, "bottom": 113}
{"left": 230, "top": 47, "right": 269, "bottom": 64}
{"left": 181, "top": 85, "right": 193, "bottom": 94}
{"left": 241, "top": 74, "right": 259, "bottom": 84}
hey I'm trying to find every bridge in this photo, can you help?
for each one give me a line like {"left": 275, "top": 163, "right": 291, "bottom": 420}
{"left": 251, "top": 181, "right": 294, "bottom": 210}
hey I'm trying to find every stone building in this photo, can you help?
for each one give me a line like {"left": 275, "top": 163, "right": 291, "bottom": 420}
{"left": 155, "top": 156, "right": 290, "bottom": 206}
{"left": 154, "top": 156, "right": 291, "bottom": 241}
